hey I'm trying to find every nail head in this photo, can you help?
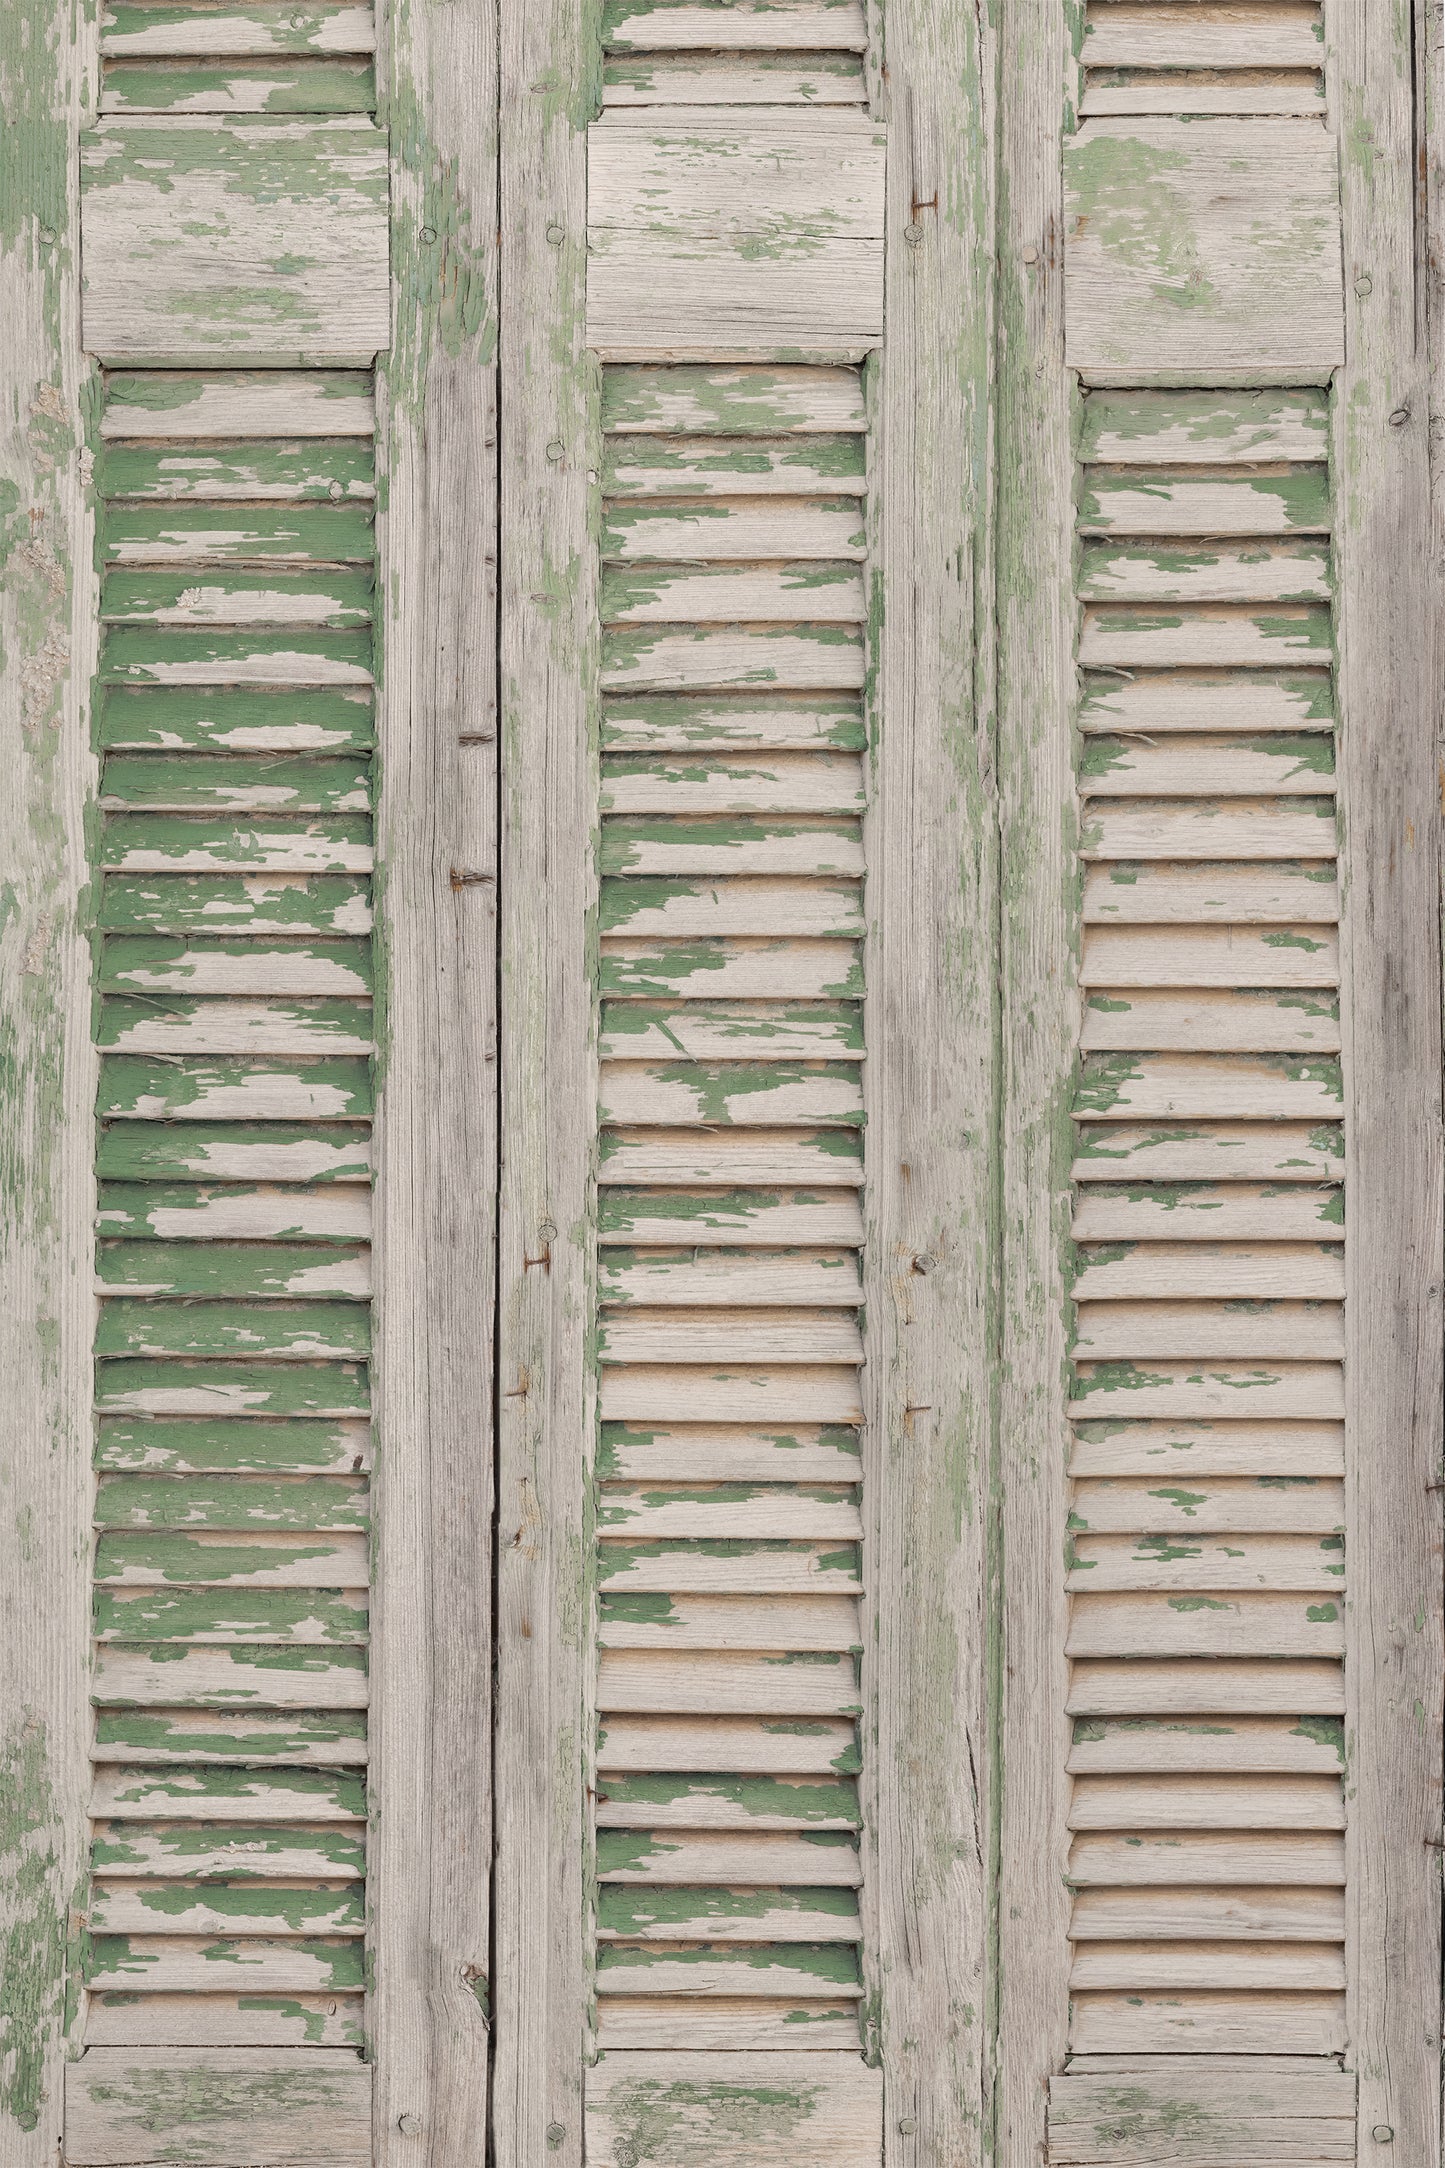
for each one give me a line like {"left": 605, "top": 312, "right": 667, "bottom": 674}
{"left": 397, "top": 2114, "right": 422, "bottom": 2137}
{"left": 1373, "top": 2128, "right": 1394, "bottom": 2145}
{"left": 546, "top": 440, "right": 565, "bottom": 462}
{"left": 420, "top": 225, "right": 437, "bottom": 245}
{"left": 904, "top": 222, "right": 924, "bottom": 244}
{"left": 547, "top": 222, "right": 565, "bottom": 245}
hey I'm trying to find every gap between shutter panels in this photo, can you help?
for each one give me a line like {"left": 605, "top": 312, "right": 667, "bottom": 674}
{"left": 594, "top": 360, "right": 869, "bottom": 2051}
{"left": 1066, "top": 386, "right": 1346, "bottom": 2060}
{"left": 87, "top": 365, "right": 377, "bottom": 2055}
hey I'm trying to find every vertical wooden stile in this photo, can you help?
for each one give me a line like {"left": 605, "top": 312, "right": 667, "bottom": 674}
{"left": 372, "top": 0, "right": 499, "bottom": 2157}
{"left": 1330, "top": 0, "right": 1445, "bottom": 2149}
{"left": 860, "top": 0, "right": 997, "bottom": 2155}
{"left": 0, "top": 1, "right": 97, "bottom": 2155}
{"left": 493, "top": 0, "right": 598, "bottom": 2161}
{"left": 993, "top": 0, "right": 1080, "bottom": 2153}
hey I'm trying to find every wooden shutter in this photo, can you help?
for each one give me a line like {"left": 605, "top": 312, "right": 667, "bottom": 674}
{"left": 3, "top": 0, "right": 1442, "bottom": 2163}
{"left": 998, "top": 0, "right": 1444, "bottom": 2161}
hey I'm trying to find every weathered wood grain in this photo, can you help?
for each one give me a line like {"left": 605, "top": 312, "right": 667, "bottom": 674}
{"left": 366, "top": 1, "right": 497, "bottom": 2158}
{"left": 587, "top": 2052, "right": 881, "bottom": 2168}
{"left": 856, "top": 0, "right": 994, "bottom": 2152}
{"left": 587, "top": 116, "right": 885, "bottom": 357}
{"left": 81, "top": 118, "right": 389, "bottom": 364}
{"left": 492, "top": 0, "right": 594, "bottom": 2155}
{"left": 64, "top": 2047, "right": 370, "bottom": 2164}
{"left": 1330, "top": 0, "right": 1445, "bottom": 2147}
{"left": 1064, "top": 119, "right": 1344, "bottom": 383}
{"left": 0, "top": 0, "right": 97, "bottom": 2155}
{"left": 603, "top": 1, "right": 869, "bottom": 51}
{"left": 992, "top": 0, "right": 1078, "bottom": 2152}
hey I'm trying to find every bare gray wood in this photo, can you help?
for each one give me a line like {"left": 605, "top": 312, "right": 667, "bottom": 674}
{"left": 1329, "top": 0, "right": 1445, "bottom": 2152}
{"left": 993, "top": 0, "right": 1079, "bottom": 2153}
{"left": 858, "top": 0, "right": 993, "bottom": 2154}
{"left": 0, "top": 3, "right": 97, "bottom": 2156}
{"left": 370, "top": 0, "right": 498, "bottom": 2160}
{"left": 492, "top": 0, "right": 596, "bottom": 2159}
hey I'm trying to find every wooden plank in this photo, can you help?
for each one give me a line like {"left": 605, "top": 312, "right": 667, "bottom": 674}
{"left": 602, "top": 366, "right": 866, "bottom": 435}
{"left": 100, "top": 58, "right": 378, "bottom": 114}
{"left": 1068, "top": 1989, "right": 1345, "bottom": 2055}
{"left": 601, "top": 626, "right": 865, "bottom": 694}
{"left": 81, "top": 118, "right": 389, "bottom": 366}
{"left": 100, "top": 371, "right": 376, "bottom": 437}
{"left": 602, "top": 1, "right": 870, "bottom": 50}
{"left": 101, "top": 5, "right": 376, "bottom": 55}
{"left": 493, "top": 0, "right": 593, "bottom": 2157}
{"left": 1071, "top": 1469, "right": 1345, "bottom": 1534}
{"left": 368, "top": 3, "right": 497, "bottom": 2157}
{"left": 1067, "top": 1655, "right": 1344, "bottom": 1718}
{"left": 603, "top": 53, "right": 867, "bottom": 106}
{"left": 1082, "top": 3, "right": 1324, "bottom": 69}
{"left": 1077, "top": 469, "right": 1331, "bottom": 537}
{"left": 601, "top": 942, "right": 860, "bottom": 1000}
{"left": 1082, "top": 923, "right": 1338, "bottom": 985}
{"left": 587, "top": 116, "right": 885, "bottom": 357}
{"left": 1072, "top": 1123, "right": 1341, "bottom": 1180}
{"left": 603, "top": 502, "right": 867, "bottom": 562}
{"left": 0, "top": 0, "right": 97, "bottom": 2153}
{"left": 596, "top": 2003, "right": 862, "bottom": 2049}
{"left": 1072, "top": 1243, "right": 1344, "bottom": 1299}
{"left": 64, "top": 2047, "right": 370, "bottom": 2165}
{"left": 1069, "top": 1832, "right": 1346, "bottom": 1885}
{"left": 1079, "top": 603, "right": 1332, "bottom": 670}
{"left": 98, "top": 686, "right": 374, "bottom": 752}
{"left": 1081, "top": 74, "right": 1326, "bottom": 122}
{"left": 993, "top": 0, "right": 1077, "bottom": 2154}
{"left": 601, "top": 562, "right": 865, "bottom": 626}
{"left": 1080, "top": 670, "right": 1333, "bottom": 736}
{"left": 1067, "top": 1714, "right": 1345, "bottom": 1769}
{"left": 1079, "top": 540, "right": 1330, "bottom": 605}
{"left": 1070, "top": 1419, "right": 1343, "bottom": 1479}
{"left": 1067, "top": 1591, "right": 1344, "bottom": 1660}
{"left": 603, "top": 437, "right": 866, "bottom": 500}
{"left": 1078, "top": 389, "right": 1330, "bottom": 466}
{"left": 1074, "top": 1052, "right": 1343, "bottom": 1119}
{"left": 1082, "top": 800, "right": 1336, "bottom": 860}
{"left": 1331, "top": 0, "right": 1445, "bottom": 2146}
{"left": 84, "top": 1992, "right": 364, "bottom": 2047}
{"left": 596, "top": 1831, "right": 861, "bottom": 1883}
{"left": 1063, "top": 120, "right": 1344, "bottom": 383}
{"left": 587, "top": 2053, "right": 882, "bottom": 2168}
{"left": 98, "top": 442, "right": 376, "bottom": 505}
{"left": 859, "top": 0, "right": 994, "bottom": 2153}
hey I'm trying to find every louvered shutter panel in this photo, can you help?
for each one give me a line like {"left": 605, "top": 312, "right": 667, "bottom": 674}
{"left": 997, "top": 0, "right": 1443, "bottom": 2161}
{"left": 4, "top": 0, "right": 1443, "bottom": 2165}
{"left": 4, "top": 0, "right": 495, "bottom": 2159}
